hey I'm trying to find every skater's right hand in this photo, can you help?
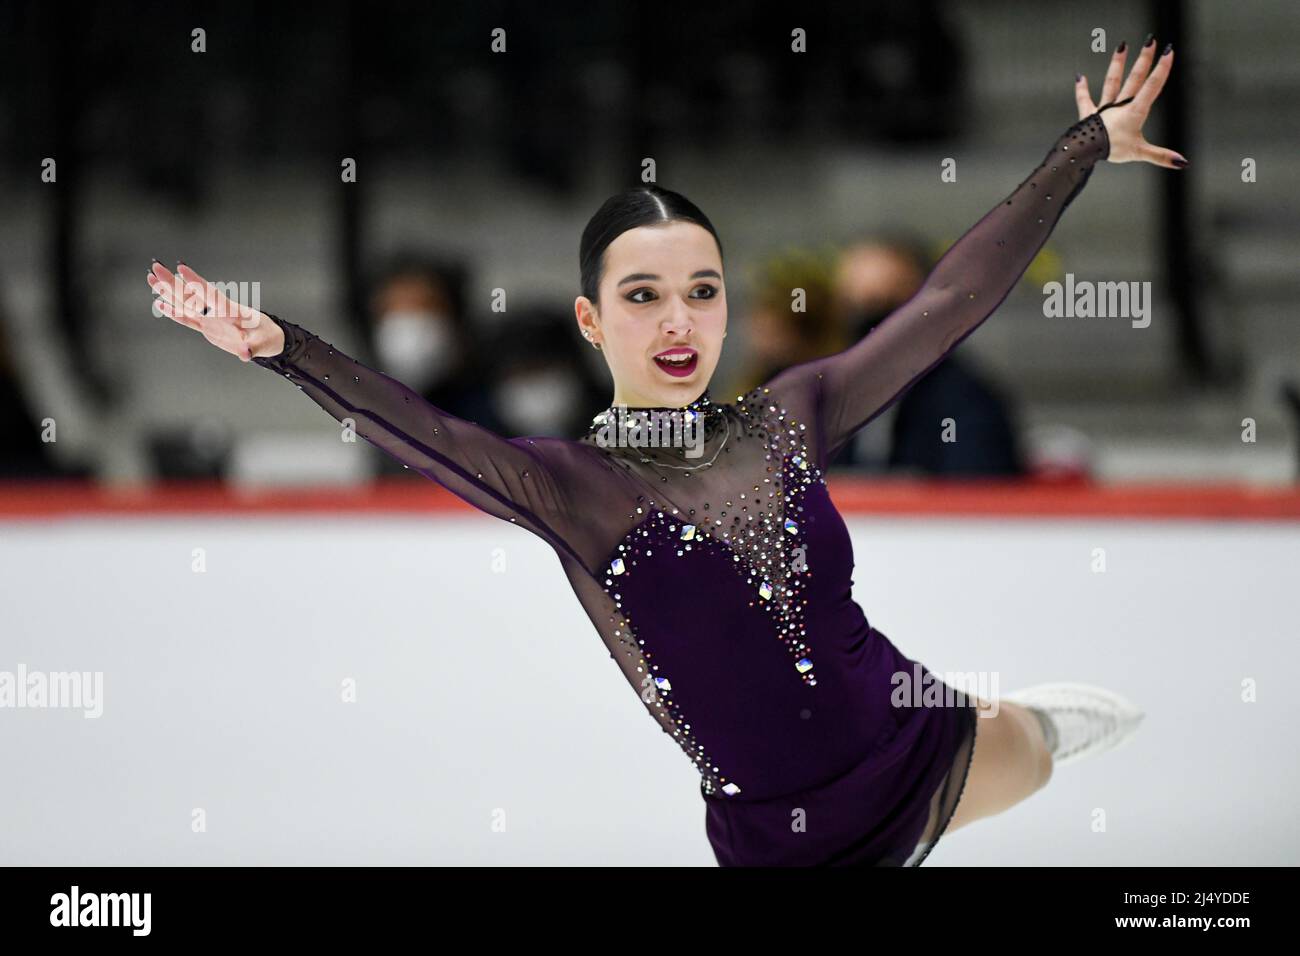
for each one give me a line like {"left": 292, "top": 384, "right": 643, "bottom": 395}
{"left": 146, "top": 261, "right": 284, "bottom": 362}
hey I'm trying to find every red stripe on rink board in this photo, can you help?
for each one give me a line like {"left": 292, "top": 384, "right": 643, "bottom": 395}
{"left": 0, "top": 477, "right": 1298, "bottom": 520}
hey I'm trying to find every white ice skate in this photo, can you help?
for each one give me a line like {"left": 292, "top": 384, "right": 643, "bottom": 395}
{"left": 1002, "top": 683, "right": 1145, "bottom": 767}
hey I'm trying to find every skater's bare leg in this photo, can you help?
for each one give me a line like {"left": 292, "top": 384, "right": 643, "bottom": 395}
{"left": 929, "top": 699, "right": 1052, "bottom": 838}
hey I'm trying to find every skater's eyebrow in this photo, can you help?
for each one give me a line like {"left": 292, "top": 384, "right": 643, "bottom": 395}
{"left": 618, "top": 269, "right": 722, "bottom": 286}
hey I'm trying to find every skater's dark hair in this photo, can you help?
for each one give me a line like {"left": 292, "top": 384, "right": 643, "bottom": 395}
{"left": 579, "top": 184, "right": 722, "bottom": 304}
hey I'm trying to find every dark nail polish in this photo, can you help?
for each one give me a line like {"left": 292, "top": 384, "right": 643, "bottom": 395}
{"left": 1163, "top": 42, "right": 1173, "bottom": 56}
{"left": 1143, "top": 33, "right": 1155, "bottom": 47}
{"left": 1172, "top": 157, "right": 1189, "bottom": 168}
{"left": 1116, "top": 41, "right": 1127, "bottom": 54}
{"left": 1075, "top": 73, "right": 1083, "bottom": 82}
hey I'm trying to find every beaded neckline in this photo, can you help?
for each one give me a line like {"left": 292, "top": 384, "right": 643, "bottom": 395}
{"left": 585, "top": 388, "right": 725, "bottom": 436}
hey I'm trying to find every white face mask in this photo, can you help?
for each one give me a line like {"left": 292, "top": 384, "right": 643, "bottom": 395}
{"left": 374, "top": 310, "right": 456, "bottom": 392}
{"left": 493, "top": 370, "right": 582, "bottom": 435}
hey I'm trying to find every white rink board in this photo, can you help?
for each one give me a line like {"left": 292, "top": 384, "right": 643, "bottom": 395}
{"left": 2, "top": 514, "right": 1297, "bottom": 866}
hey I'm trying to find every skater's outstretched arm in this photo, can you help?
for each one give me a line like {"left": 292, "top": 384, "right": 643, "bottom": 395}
{"left": 146, "top": 262, "right": 595, "bottom": 567}
{"left": 763, "top": 40, "right": 1183, "bottom": 466}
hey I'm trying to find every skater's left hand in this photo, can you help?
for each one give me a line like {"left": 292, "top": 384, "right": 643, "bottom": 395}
{"left": 1074, "top": 38, "right": 1187, "bottom": 168}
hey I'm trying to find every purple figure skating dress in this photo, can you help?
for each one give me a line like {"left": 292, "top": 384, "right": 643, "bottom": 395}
{"left": 254, "top": 114, "right": 1111, "bottom": 865}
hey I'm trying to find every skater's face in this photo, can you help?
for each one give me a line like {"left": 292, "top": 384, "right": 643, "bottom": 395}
{"left": 575, "top": 220, "right": 726, "bottom": 409}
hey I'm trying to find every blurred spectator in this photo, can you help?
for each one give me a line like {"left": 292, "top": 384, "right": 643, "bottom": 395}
{"left": 484, "top": 306, "right": 607, "bottom": 439}
{"left": 0, "top": 300, "right": 84, "bottom": 480}
{"left": 365, "top": 253, "right": 507, "bottom": 477}
{"left": 728, "top": 245, "right": 846, "bottom": 397}
{"left": 1282, "top": 380, "right": 1300, "bottom": 482}
{"left": 827, "top": 235, "right": 1026, "bottom": 477}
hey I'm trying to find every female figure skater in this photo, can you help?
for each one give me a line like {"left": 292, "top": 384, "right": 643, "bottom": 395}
{"left": 147, "top": 43, "right": 1176, "bottom": 866}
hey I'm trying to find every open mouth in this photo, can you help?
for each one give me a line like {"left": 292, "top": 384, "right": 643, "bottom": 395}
{"left": 653, "top": 350, "right": 698, "bottom": 378}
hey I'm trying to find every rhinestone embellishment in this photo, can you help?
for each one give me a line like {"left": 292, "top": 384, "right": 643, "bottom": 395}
{"left": 584, "top": 385, "right": 824, "bottom": 797}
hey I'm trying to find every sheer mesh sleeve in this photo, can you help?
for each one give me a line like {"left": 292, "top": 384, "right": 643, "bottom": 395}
{"left": 764, "top": 110, "right": 1113, "bottom": 467}
{"left": 252, "top": 314, "right": 598, "bottom": 572}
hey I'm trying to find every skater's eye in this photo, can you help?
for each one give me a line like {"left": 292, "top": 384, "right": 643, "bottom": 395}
{"left": 626, "top": 284, "right": 717, "bottom": 304}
